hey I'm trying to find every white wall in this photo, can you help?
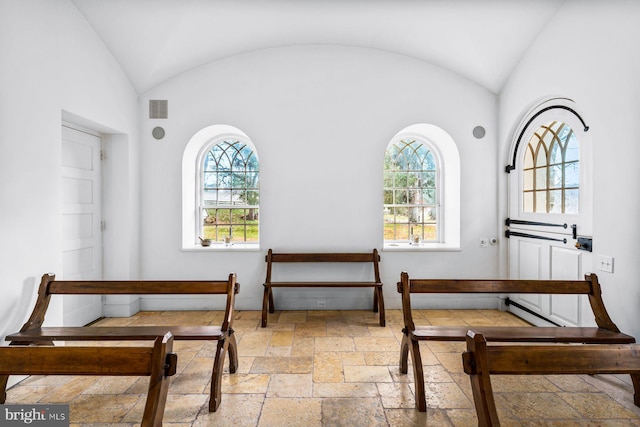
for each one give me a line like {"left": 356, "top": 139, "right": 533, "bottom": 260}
{"left": 0, "top": 0, "right": 139, "bottom": 339}
{"left": 140, "top": 45, "right": 500, "bottom": 311}
{"left": 498, "top": 0, "right": 640, "bottom": 339}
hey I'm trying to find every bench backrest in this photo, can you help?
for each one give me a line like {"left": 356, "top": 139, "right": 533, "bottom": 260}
{"left": 20, "top": 273, "right": 239, "bottom": 334}
{"left": 265, "top": 249, "right": 381, "bottom": 283}
{"left": 0, "top": 333, "right": 177, "bottom": 427}
{"left": 462, "top": 330, "right": 640, "bottom": 426}
{"left": 397, "top": 271, "right": 619, "bottom": 332}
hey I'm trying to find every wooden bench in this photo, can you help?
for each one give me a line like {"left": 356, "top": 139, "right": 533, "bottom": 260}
{"left": 0, "top": 332, "right": 177, "bottom": 427}
{"left": 397, "top": 271, "right": 637, "bottom": 411}
{"left": 462, "top": 330, "right": 640, "bottom": 426}
{"left": 262, "top": 249, "right": 385, "bottom": 327}
{"left": 1, "top": 272, "right": 239, "bottom": 412}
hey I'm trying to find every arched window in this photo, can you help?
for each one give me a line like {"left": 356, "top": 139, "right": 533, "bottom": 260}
{"left": 383, "top": 124, "right": 460, "bottom": 249}
{"left": 200, "top": 139, "right": 259, "bottom": 242}
{"left": 523, "top": 121, "right": 579, "bottom": 214}
{"left": 182, "top": 125, "right": 259, "bottom": 248}
{"left": 384, "top": 139, "right": 439, "bottom": 242}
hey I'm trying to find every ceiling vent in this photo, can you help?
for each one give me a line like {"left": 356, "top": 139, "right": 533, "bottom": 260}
{"left": 149, "top": 100, "right": 168, "bottom": 119}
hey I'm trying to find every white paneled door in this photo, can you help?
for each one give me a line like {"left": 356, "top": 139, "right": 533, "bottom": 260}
{"left": 61, "top": 124, "right": 103, "bottom": 326}
{"left": 507, "top": 230, "right": 590, "bottom": 326}
{"left": 506, "top": 104, "right": 593, "bottom": 327}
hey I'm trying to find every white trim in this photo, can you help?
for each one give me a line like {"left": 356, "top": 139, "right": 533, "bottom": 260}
{"left": 62, "top": 120, "right": 102, "bottom": 137}
{"left": 383, "top": 243, "right": 461, "bottom": 252}
{"left": 181, "top": 243, "right": 261, "bottom": 252}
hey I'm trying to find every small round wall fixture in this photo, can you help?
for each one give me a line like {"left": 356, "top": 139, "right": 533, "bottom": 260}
{"left": 152, "top": 126, "right": 165, "bottom": 140}
{"left": 473, "top": 126, "right": 486, "bottom": 139}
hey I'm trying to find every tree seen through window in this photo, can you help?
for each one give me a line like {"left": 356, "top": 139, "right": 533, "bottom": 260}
{"left": 201, "top": 139, "right": 259, "bottom": 242}
{"left": 384, "top": 138, "right": 438, "bottom": 242}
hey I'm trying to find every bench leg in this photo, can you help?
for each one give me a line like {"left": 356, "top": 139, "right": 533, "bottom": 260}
{"left": 631, "top": 373, "right": 640, "bottom": 407}
{"left": 408, "top": 338, "right": 427, "bottom": 412}
{"left": 227, "top": 332, "right": 238, "bottom": 374}
{"left": 142, "top": 348, "right": 174, "bottom": 426}
{"left": 261, "top": 286, "right": 271, "bottom": 327}
{"left": 373, "top": 287, "right": 379, "bottom": 313}
{"left": 468, "top": 362, "right": 499, "bottom": 426}
{"left": 469, "top": 374, "right": 500, "bottom": 427}
{"left": 399, "top": 333, "right": 410, "bottom": 374}
{"left": 376, "top": 286, "right": 385, "bottom": 327}
{"left": 0, "top": 375, "right": 7, "bottom": 403}
{"left": 268, "top": 287, "right": 274, "bottom": 313}
{"left": 466, "top": 331, "right": 500, "bottom": 426}
{"left": 209, "top": 337, "right": 230, "bottom": 412}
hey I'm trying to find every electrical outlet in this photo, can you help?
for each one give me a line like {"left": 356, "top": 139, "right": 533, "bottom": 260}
{"left": 479, "top": 238, "right": 489, "bottom": 248}
{"left": 597, "top": 255, "right": 614, "bottom": 273}
{"left": 317, "top": 301, "right": 326, "bottom": 307}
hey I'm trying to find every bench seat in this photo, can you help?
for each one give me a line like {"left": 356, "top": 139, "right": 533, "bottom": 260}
{"left": 7, "top": 325, "right": 226, "bottom": 342}
{"left": 411, "top": 325, "right": 635, "bottom": 343}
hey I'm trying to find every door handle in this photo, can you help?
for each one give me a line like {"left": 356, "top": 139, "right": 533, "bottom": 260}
{"left": 575, "top": 237, "right": 592, "bottom": 252}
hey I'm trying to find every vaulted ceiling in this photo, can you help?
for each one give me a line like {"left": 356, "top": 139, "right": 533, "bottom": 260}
{"left": 71, "top": 0, "right": 564, "bottom": 94}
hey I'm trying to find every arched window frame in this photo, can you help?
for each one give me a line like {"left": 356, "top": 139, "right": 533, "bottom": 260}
{"left": 383, "top": 124, "right": 460, "bottom": 251}
{"left": 508, "top": 97, "right": 592, "bottom": 234}
{"left": 384, "top": 137, "right": 442, "bottom": 243}
{"left": 522, "top": 121, "right": 580, "bottom": 214}
{"left": 182, "top": 125, "right": 260, "bottom": 250}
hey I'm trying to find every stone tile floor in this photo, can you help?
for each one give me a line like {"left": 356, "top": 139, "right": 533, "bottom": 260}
{"left": 6, "top": 309, "right": 640, "bottom": 426}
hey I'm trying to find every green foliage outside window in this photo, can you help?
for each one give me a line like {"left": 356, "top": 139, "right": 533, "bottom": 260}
{"left": 384, "top": 139, "right": 438, "bottom": 242}
{"left": 201, "top": 140, "right": 259, "bottom": 243}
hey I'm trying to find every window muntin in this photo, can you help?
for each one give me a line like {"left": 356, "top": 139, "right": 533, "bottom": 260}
{"left": 523, "top": 121, "right": 579, "bottom": 214}
{"left": 200, "top": 139, "right": 259, "bottom": 243}
{"left": 384, "top": 138, "right": 439, "bottom": 242}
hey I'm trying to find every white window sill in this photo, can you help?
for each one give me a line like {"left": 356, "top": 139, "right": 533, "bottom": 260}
{"left": 383, "top": 242, "right": 461, "bottom": 252}
{"left": 182, "top": 243, "right": 261, "bottom": 252}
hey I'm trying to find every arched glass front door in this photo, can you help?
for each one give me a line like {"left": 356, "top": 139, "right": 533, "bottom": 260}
{"left": 506, "top": 98, "right": 592, "bottom": 327}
